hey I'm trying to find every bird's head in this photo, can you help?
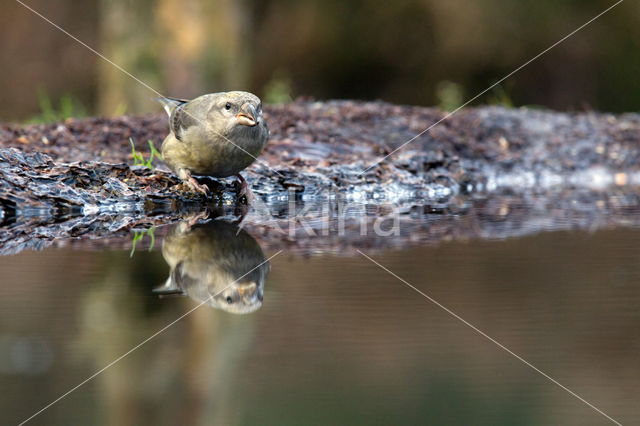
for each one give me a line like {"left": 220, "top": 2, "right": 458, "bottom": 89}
{"left": 209, "top": 91, "right": 264, "bottom": 132}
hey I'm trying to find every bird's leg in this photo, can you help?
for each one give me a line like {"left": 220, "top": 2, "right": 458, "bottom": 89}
{"left": 178, "top": 168, "right": 210, "bottom": 196}
{"left": 235, "top": 174, "right": 254, "bottom": 203}
{"left": 233, "top": 204, "right": 249, "bottom": 225}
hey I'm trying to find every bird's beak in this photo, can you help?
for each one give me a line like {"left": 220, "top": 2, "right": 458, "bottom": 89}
{"left": 236, "top": 104, "right": 258, "bottom": 127}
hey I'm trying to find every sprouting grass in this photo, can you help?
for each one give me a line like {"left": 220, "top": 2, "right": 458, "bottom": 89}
{"left": 130, "top": 227, "right": 156, "bottom": 258}
{"left": 26, "top": 89, "right": 87, "bottom": 124}
{"left": 130, "top": 138, "right": 163, "bottom": 168}
{"left": 488, "top": 85, "right": 514, "bottom": 108}
{"left": 436, "top": 80, "right": 464, "bottom": 112}
{"left": 264, "top": 73, "right": 293, "bottom": 104}
{"left": 112, "top": 102, "right": 128, "bottom": 117}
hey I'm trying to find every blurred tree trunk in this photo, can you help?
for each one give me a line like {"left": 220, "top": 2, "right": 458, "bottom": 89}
{"left": 97, "top": 0, "right": 160, "bottom": 116}
{"left": 98, "top": 0, "right": 252, "bottom": 116}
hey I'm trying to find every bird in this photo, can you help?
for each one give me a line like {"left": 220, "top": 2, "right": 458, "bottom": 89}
{"left": 153, "top": 216, "right": 270, "bottom": 314}
{"left": 158, "top": 91, "right": 269, "bottom": 199}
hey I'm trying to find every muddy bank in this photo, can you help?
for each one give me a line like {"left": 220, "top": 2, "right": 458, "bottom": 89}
{"left": 4, "top": 101, "right": 640, "bottom": 200}
{"left": 2, "top": 100, "right": 640, "bottom": 254}
{"left": 4, "top": 101, "right": 640, "bottom": 170}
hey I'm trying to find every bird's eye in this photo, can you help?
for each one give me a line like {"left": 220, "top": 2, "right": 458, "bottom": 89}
{"left": 225, "top": 102, "right": 232, "bottom": 111}
{"left": 226, "top": 296, "right": 233, "bottom": 304}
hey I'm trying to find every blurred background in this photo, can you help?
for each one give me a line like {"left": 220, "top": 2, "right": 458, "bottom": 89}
{"left": 1, "top": 0, "right": 638, "bottom": 122}
{"left": 3, "top": 2, "right": 640, "bottom": 424}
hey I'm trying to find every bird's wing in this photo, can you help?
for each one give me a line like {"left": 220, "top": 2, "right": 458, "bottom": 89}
{"left": 171, "top": 104, "right": 200, "bottom": 141}
{"left": 157, "top": 96, "right": 188, "bottom": 116}
{"left": 157, "top": 97, "right": 199, "bottom": 141}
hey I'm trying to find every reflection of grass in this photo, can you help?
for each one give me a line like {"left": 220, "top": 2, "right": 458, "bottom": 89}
{"left": 130, "top": 227, "right": 156, "bottom": 258}
{"left": 130, "top": 138, "right": 162, "bottom": 168}
{"left": 26, "top": 89, "right": 87, "bottom": 124}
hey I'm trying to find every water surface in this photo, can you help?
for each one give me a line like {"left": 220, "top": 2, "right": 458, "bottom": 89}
{"left": 1, "top": 200, "right": 639, "bottom": 426}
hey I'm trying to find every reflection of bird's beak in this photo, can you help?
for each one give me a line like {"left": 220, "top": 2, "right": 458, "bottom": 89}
{"left": 236, "top": 104, "right": 258, "bottom": 127}
{"left": 237, "top": 282, "right": 257, "bottom": 297}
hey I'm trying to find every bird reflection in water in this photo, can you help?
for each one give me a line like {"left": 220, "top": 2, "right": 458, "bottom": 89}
{"left": 154, "top": 210, "right": 269, "bottom": 314}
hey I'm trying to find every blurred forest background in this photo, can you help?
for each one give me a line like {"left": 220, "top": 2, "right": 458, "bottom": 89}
{"left": 0, "top": 0, "right": 638, "bottom": 122}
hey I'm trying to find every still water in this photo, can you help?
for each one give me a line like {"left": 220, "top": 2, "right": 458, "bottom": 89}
{"left": 1, "top": 199, "right": 639, "bottom": 426}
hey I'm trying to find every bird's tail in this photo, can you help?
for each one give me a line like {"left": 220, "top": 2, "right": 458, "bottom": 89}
{"left": 156, "top": 96, "right": 189, "bottom": 117}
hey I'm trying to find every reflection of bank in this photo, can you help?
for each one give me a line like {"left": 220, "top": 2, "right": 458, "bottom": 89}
{"left": 155, "top": 217, "right": 270, "bottom": 314}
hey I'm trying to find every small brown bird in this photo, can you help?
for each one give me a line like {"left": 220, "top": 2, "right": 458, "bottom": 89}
{"left": 158, "top": 91, "right": 269, "bottom": 199}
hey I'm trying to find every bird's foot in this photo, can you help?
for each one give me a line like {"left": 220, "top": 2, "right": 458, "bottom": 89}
{"left": 187, "top": 176, "right": 211, "bottom": 197}
{"left": 235, "top": 174, "right": 254, "bottom": 204}
{"left": 177, "top": 169, "right": 211, "bottom": 197}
